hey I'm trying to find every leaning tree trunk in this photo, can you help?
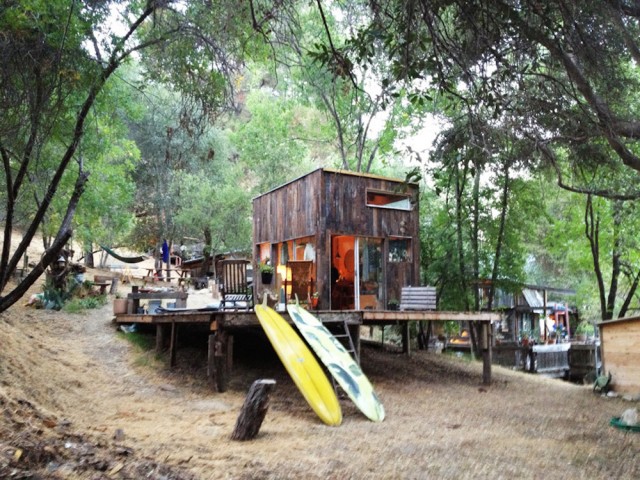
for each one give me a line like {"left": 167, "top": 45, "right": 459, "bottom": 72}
{"left": 585, "top": 195, "right": 610, "bottom": 320}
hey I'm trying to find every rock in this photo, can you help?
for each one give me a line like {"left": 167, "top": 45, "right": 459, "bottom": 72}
{"left": 621, "top": 408, "right": 638, "bottom": 426}
{"left": 113, "top": 428, "right": 125, "bottom": 441}
{"left": 622, "top": 393, "right": 640, "bottom": 402}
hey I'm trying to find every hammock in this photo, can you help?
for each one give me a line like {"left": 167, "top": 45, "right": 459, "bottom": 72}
{"left": 100, "top": 245, "right": 148, "bottom": 264}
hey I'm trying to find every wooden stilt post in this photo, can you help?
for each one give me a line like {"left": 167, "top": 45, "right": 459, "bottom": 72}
{"left": 231, "top": 379, "right": 276, "bottom": 441}
{"left": 207, "top": 330, "right": 230, "bottom": 392}
{"left": 169, "top": 321, "right": 177, "bottom": 367}
{"left": 481, "top": 322, "right": 492, "bottom": 385}
{"left": 227, "top": 334, "right": 234, "bottom": 377}
{"left": 402, "top": 322, "right": 411, "bottom": 355}
{"left": 156, "top": 324, "right": 165, "bottom": 353}
{"left": 208, "top": 333, "right": 217, "bottom": 390}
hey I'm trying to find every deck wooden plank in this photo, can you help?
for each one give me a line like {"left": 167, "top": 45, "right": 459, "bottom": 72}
{"left": 363, "top": 311, "right": 500, "bottom": 322}
{"left": 114, "top": 312, "right": 214, "bottom": 324}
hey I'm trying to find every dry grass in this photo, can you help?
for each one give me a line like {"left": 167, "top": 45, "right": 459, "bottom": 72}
{"left": 1, "top": 272, "right": 639, "bottom": 479}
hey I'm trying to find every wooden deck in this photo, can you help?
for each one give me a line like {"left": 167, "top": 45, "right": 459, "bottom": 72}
{"left": 114, "top": 309, "right": 501, "bottom": 391}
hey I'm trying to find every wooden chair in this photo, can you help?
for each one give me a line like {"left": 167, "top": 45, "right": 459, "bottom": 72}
{"left": 285, "top": 260, "right": 314, "bottom": 304}
{"left": 400, "top": 286, "right": 437, "bottom": 311}
{"left": 400, "top": 286, "right": 437, "bottom": 351}
{"left": 220, "top": 259, "right": 253, "bottom": 311}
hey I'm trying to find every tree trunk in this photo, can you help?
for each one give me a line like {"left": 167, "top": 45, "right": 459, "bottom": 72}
{"left": 618, "top": 268, "right": 640, "bottom": 319}
{"left": 203, "top": 226, "right": 212, "bottom": 276}
{"left": 84, "top": 243, "right": 95, "bottom": 268}
{"left": 231, "top": 379, "right": 276, "bottom": 441}
{"left": 488, "top": 162, "right": 510, "bottom": 310}
{"left": 585, "top": 195, "right": 609, "bottom": 320}
{"left": 454, "top": 163, "right": 470, "bottom": 310}
{"left": 605, "top": 200, "right": 622, "bottom": 319}
{"left": 471, "top": 161, "right": 481, "bottom": 311}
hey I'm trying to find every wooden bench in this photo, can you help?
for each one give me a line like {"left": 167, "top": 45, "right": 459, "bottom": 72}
{"left": 94, "top": 274, "right": 118, "bottom": 295}
{"left": 400, "top": 286, "right": 437, "bottom": 311}
{"left": 400, "top": 286, "right": 437, "bottom": 353}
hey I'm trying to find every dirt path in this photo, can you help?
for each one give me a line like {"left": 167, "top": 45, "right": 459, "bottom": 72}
{"left": 2, "top": 275, "right": 640, "bottom": 479}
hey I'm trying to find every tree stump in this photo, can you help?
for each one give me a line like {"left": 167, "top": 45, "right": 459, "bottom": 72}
{"left": 231, "top": 379, "right": 276, "bottom": 441}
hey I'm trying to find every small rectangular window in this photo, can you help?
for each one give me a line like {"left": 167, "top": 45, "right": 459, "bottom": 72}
{"left": 389, "top": 238, "right": 411, "bottom": 262}
{"left": 366, "top": 190, "right": 412, "bottom": 211}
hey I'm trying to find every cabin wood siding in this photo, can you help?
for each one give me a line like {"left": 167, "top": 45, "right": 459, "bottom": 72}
{"left": 319, "top": 170, "right": 418, "bottom": 238}
{"left": 253, "top": 170, "right": 321, "bottom": 244}
{"left": 600, "top": 316, "right": 640, "bottom": 394}
{"left": 252, "top": 168, "right": 420, "bottom": 309}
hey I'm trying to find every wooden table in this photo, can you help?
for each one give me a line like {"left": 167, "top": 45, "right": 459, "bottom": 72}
{"left": 93, "top": 282, "right": 111, "bottom": 294}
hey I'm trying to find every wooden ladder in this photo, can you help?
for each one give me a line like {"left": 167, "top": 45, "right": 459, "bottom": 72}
{"left": 329, "top": 321, "right": 359, "bottom": 396}
{"left": 332, "top": 320, "right": 359, "bottom": 364}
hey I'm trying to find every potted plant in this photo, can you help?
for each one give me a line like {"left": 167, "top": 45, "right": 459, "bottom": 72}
{"left": 388, "top": 298, "right": 399, "bottom": 311}
{"left": 259, "top": 258, "right": 274, "bottom": 284}
{"left": 113, "top": 293, "right": 128, "bottom": 315}
{"left": 310, "top": 291, "right": 319, "bottom": 309}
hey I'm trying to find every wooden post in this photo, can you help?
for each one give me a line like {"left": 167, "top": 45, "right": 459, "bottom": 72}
{"left": 402, "top": 322, "right": 411, "bottom": 355}
{"left": 169, "top": 321, "right": 177, "bottom": 367}
{"left": 208, "top": 334, "right": 217, "bottom": 390}
{"left": 231, "top": 379, "right": 276, "bottom": 441}
{"left": 227, "top": 334, "right": 234, "bottom": 377}
{"left": 208, "top": 331, "right": 231, "bottom": 392}
{"left": 481, "top": 322, "right": 492, "bottom": 385}
{"left": 155, "top": 324, "right": 165, "bottom": 353}
{"left": 109, "top": 276, "right": 119, "bottom": 295}
{"left": 131, "top": 285, "right": 140, "bottom": 313}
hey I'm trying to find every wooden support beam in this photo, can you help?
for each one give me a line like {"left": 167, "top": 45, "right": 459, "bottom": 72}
{"left": 481, "top": 322, "right": 492, "bottom": 385}
{"left": 155, "top": 324, "right": 165, "bottom": 353}
{"left": 208, "top": 331, "right": 231, "bottom": 392}
{"left": 208, "top": 334, "right": 217, "bottom": 390}
{"left": 169, "top": 321, "right": 177, "bottom": 368}
{"left": 402, "top": 322, "right": 410, "bottom": 355}
{"left": 231, "top": 379, "right": 276, "bottom": 441}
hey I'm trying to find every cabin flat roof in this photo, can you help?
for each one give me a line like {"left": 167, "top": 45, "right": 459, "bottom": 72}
{"left": 252, "top": 167, "right": 418, "bottom": 201}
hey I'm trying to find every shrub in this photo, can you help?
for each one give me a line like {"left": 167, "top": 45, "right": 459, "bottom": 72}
{"left": 575, "top": 321, "right": 595, "bottom": 336}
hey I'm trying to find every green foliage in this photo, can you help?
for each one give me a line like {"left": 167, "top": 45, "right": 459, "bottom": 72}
{"left": 41, "top": 281, "right": 68, "bottom": 311}
{"left": 229, "top": 90, "right": 316, "bottom": 193}
{"left": 258, "top": 259, "right": 274, "bottom": 274}
{"left": 575, "top": 321, "right": 595, "bottom": 336}
{"left": 118, "top": 331, "right": 155, "bottom": 352}
{"left": 63, "top": 294, "right": 108, "bottom": 313}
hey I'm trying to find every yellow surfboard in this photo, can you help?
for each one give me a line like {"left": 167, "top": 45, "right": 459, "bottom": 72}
{"left": 255, "top": 303, "right": 342, "bottom": 426}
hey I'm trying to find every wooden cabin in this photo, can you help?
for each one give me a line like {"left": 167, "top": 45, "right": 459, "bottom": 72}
{"left": 599, "top": 315, "right": 640, "bottom": 395}
{"left": 252, "top": 168, "right": 420, "bottom": 311}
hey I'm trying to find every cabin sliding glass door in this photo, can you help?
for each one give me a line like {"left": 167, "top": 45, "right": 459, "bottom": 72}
{"left": 356, "top": 238, "right": 383, "bottom": 310}
{"left": 331, "top": 236, "right": 383, "bottom": 310}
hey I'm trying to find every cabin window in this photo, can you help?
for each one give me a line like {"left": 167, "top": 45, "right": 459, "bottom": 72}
{"left": 366, "top": 190, "right": 412, "bottom": 211}
{"left": 388, "top": 238, "right": 411, "bottom": 262}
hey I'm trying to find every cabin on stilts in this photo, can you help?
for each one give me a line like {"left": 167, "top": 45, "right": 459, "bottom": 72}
{"left": 114, "top": 168, "right": 501, "bottom": 391}
{"left": 252, "top": 168, "right": 420, "bottom": 311}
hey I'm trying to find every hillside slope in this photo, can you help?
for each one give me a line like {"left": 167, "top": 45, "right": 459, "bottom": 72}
{"left": 1, "top": 273, "right": 639, "bottom": 479}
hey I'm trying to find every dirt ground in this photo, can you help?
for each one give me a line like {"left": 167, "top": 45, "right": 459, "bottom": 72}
{"left": 1, "top": 265, "right": 640, "bottom": 479}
